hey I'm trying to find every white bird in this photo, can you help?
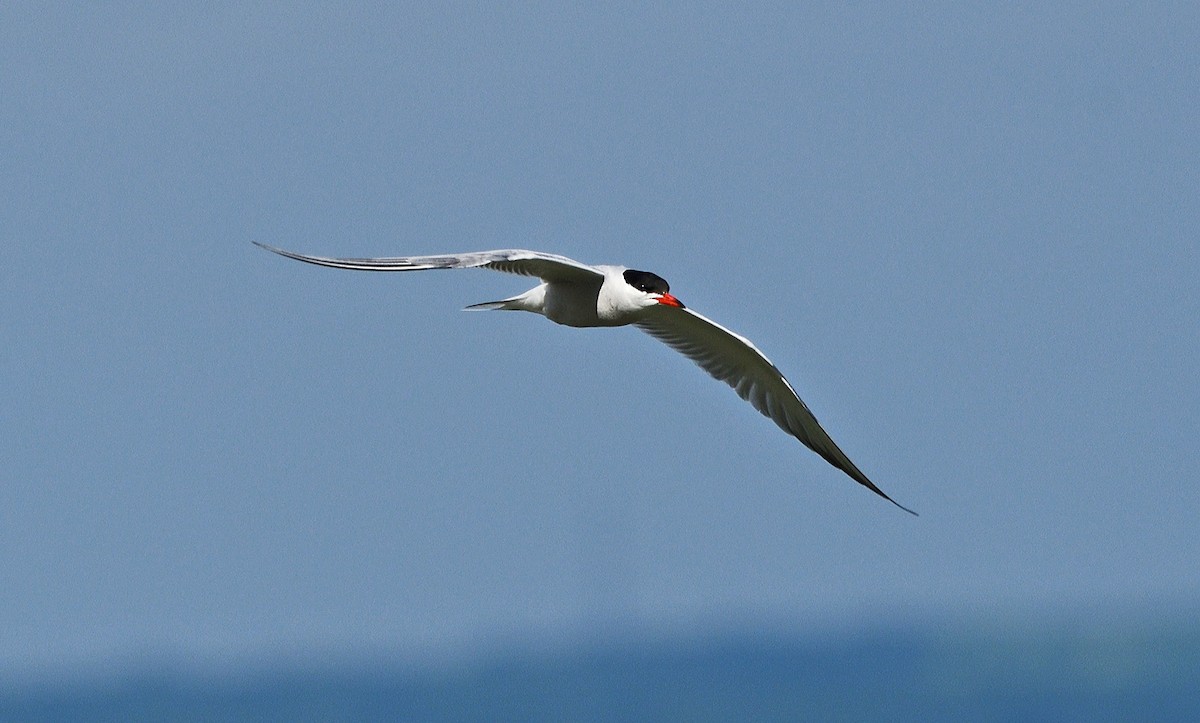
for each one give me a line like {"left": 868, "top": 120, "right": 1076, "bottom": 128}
{"left": 254, "top": 242, "right": 915, "bottom": 514}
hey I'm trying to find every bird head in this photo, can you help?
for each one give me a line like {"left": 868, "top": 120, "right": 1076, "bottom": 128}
{"left": 622, "top": 269, "right": 685, "bottom": 308}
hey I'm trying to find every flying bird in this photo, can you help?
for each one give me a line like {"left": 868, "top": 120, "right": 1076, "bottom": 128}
{"left": 254, "top": 242, "right": 915, "bottom": 514}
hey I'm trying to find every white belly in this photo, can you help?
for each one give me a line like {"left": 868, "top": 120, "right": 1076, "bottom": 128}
{"left": 543, "top": 280, "right": 628, "bottom": 327}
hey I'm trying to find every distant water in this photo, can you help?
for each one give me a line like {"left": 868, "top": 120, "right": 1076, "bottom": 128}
{"left": 4, "top": 620, "right": 1197, "bottom": 721}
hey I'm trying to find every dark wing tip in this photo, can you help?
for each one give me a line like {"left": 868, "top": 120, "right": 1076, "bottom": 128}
{"left": 851, "top": 472, "right": 918, "bottom": 516}
{"left": 252, "top": 241, "right": 289, "bottom": 257}
{"left": 849, "top": 474, "right": 918, "bottom": 516}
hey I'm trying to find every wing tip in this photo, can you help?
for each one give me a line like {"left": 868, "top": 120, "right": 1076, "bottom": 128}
{"left": 251, "top": 241, "right": 292, "bottom": 258}
{"left": 861, "top": 479, "right": 918, "bottom": 516}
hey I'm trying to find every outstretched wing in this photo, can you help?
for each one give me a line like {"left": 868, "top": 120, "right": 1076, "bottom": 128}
{"left": 253, "top": 243, "right": 603, "bottom": 283}
{"left": 636, "top": 305, "right": 915, "bottom": 514}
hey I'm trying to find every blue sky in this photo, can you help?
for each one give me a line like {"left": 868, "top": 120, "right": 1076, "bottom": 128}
{"left": 3, "top": 3, "right": 1197, "bottom": 677}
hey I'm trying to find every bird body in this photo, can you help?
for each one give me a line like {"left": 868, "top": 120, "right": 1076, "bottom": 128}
{"left": 255, "top": 243, "right": 915, "bottom": 515}
{"left": 477, "top": 266, "right": 673, "bottom": 327}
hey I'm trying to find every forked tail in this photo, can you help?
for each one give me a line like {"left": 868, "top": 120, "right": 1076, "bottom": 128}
{"left": 463, "top": 294, "right": 534, "bottom": 311}
{"left": 463, "top": 284, "right": 546, "bottom": 313}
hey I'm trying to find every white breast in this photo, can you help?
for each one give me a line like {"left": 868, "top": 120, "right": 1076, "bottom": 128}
{"left": 542, "top": 267, "right": 642, "bottom": 328}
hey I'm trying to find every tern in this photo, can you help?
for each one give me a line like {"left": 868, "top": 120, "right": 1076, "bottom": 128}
{"left": 255, "top": 242, "right": 915, "bottom": 514}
